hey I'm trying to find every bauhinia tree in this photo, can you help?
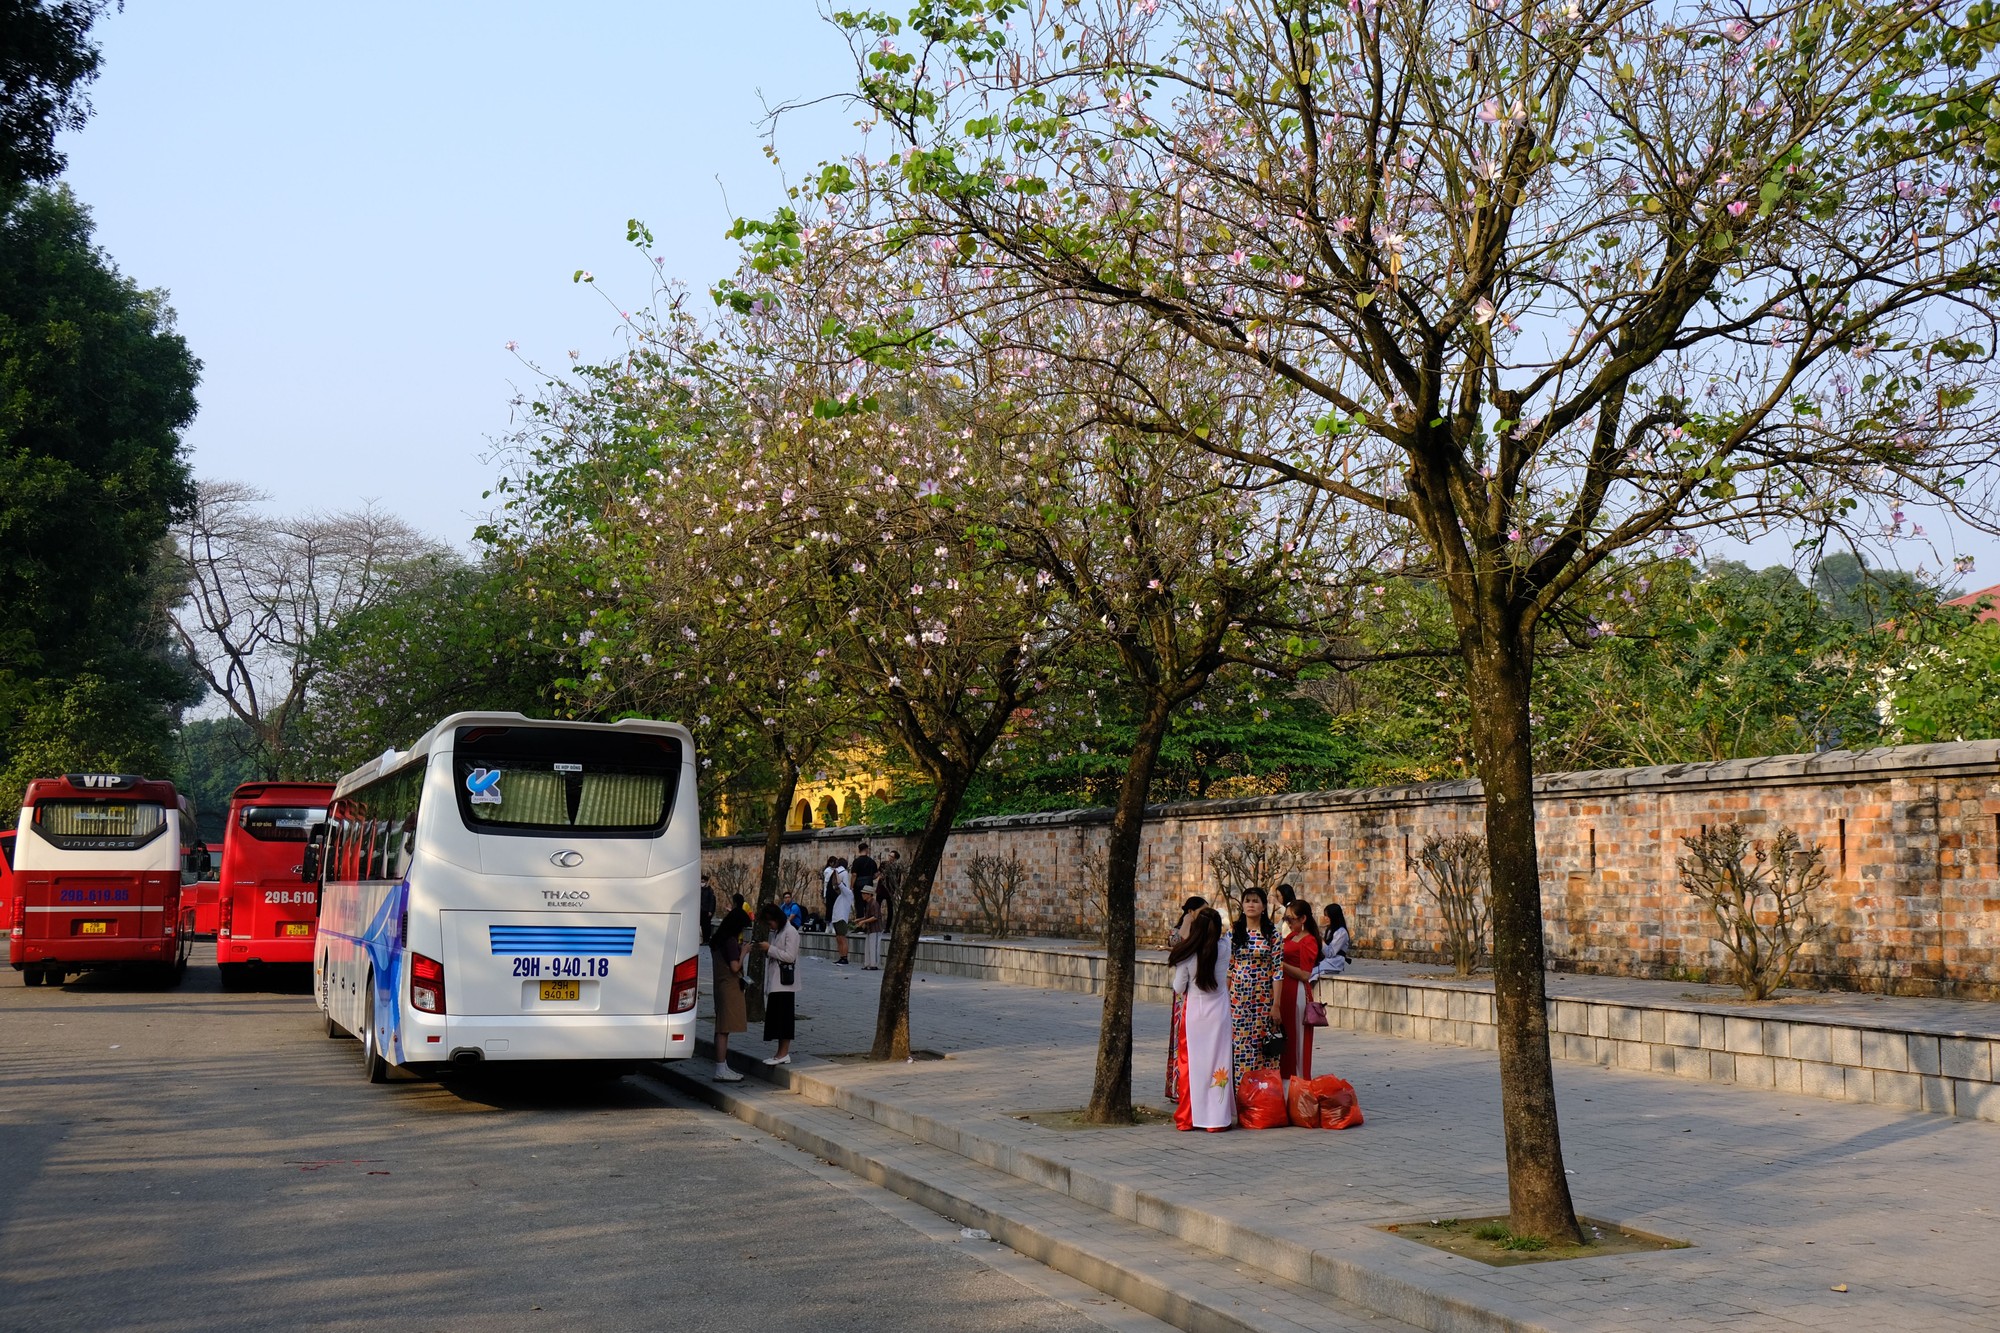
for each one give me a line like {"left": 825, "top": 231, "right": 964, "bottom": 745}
{"left": 484, "top": 284, "right": 855, "bottom": 1018}
{"left": 957, "top": 308, "right": 1368, "bottom": 1122}
{"left": 826, "top": 0, "right": 2000, "bottom": 1238}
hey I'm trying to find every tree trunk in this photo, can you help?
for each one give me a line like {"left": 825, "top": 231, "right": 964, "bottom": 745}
{"left": 870, "top": 777, "right": 969, "bottom": 1061}
{"left": 1464, "top": 626, "right": 1584, "bottom": 1245}
{"left": 743, "top": 757, "right": 798, "bottom": 1026}
{"left": 1085, "top": 694, "right": 1174, "bottom": 1124}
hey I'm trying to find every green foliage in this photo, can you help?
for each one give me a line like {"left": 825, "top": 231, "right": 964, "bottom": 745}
{"left": 0, "top": 185, "right": 201, "bottom": 808}
{"left": 292, "top": 554, "right": 570, "bottom": 779}
{"left": 1876, "top": 609, "right": 2000, "bottom": 743}
{"left": 0, "top": 3, "right": 112, "bottom": 188}
{"left": 172, "top": 715, "right": 260, "bottom": 837}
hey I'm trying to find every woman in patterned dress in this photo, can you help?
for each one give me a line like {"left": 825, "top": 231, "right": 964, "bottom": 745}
{"left": 1164, "top": 895, "right": 1208, "bottom": 1102}
{"left": 1227, "top": 886, "right": 1280, "bottom": 1088}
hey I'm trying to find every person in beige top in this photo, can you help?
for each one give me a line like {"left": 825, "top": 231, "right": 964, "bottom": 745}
{"left": 754, "top": 902, "right": 800, "bottom": 1065}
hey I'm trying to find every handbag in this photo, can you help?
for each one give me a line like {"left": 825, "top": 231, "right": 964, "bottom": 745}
{"left": 1303, "top": 997, "right": 1329, "bottom": 1028}
{"left": 778, "top": 961, "right": 795, "bottom": 986}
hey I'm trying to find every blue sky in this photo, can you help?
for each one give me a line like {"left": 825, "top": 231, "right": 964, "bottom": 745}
{"left": 58, "top": 2, "right": 857, "bottom": 546}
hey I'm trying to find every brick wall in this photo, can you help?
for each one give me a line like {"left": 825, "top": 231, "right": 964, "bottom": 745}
{"left": 703, "top": 741, "right": 2000, "bottom": 998}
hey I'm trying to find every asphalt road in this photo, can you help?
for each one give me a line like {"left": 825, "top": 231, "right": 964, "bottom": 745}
{"left": 0, "top": 944, "right": 1118, "bottom": 1333}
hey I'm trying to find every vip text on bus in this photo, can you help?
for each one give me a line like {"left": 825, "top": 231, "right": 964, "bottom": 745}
{"left": 8, "top": 773, "right": 199, "bottom": 987}
{"left": 310, "top": 713, "right": 702, "bottom": 1082}
{"left": 216, "top": 781, "right": 333, "bottom": 987}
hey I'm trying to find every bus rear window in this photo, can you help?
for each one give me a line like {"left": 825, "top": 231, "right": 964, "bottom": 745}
{"left": 32, "top": 800, "right": 170, "bottom": 851}
{"left": 239, "top": 806, "right": 327, "bottom": 842}
{"left": 452, "top": 726, "right": 681, "bottom": 836}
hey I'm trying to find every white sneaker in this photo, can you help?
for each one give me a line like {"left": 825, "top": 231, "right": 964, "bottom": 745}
{"left": 714, "top": 1065, "right": 744, "bottom": 1082}
{"left": 762, "top": 1054, "right": 791, "bottom": 1066}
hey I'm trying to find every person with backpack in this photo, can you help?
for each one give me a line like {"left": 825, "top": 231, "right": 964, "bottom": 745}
{"left": 827, "top": 861, "right": 855, "bottom": 965}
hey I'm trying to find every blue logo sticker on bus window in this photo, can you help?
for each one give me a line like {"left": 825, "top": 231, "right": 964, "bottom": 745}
{"left": 466, "top": 768, "right": 503, "bottom": 805}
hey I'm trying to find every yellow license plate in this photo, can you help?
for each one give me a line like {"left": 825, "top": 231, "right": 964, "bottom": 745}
{"left": 79, "top": 921, "right": 109, "bottom": 935}
{"left": 282, "top": 922, "right": 310, "bottom": 937}
{"left": 539, "top": 980, "right": 581, "bottom": 1002}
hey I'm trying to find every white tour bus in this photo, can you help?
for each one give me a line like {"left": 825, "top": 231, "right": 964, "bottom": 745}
{"left": 311, "top": 712, "right": 702, "bottom": 1082}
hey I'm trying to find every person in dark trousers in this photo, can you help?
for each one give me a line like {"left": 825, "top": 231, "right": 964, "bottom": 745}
{"left": 754, "top": 902, "right": 800, "bottom": 1064}
{"left": 876, "top": 850, "right": 903, "bottom": 905}
{"left": 851, "top": 842, "right": 878, "bottom": 896}
{"left": 698, "top": 873, "right": 716, "bottom": 946}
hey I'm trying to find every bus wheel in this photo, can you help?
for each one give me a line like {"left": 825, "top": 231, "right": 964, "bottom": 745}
{"left": 20, "top": 968, "right": 39, "bottom": 987}
{"left": 216, "top": 964, "right": 242, "bottom": 992}
{"left": 360, "top": 982, "right": 389, "bottom": 1084}
{"left": 43, "top": 968, "right": 63, "bottom": 988}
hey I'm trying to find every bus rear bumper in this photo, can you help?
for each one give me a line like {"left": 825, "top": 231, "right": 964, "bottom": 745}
{"left": 11, "top": 936, "right": 177, "bottom": 968}
{"left": 411, "top": 1011, "right": 699, "bottom": 1063}
{"left": 219, "top": 936, "right": 315, "bottom": 966}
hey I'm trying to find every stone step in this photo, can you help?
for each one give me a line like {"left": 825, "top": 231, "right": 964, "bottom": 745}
{"left": 660, "top": 1042, "right": 1591, "bottom": 1333}
{"left": 646, "top": 1057, "right": 1444, "bottom": 1333}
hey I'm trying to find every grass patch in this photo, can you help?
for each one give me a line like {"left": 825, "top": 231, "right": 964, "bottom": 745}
{"left": 1381, "top": 1216, "right": 1689, "bottom": 1267}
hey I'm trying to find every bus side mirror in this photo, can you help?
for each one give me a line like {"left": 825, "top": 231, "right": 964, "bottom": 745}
{"left": 301, "top": 824, "right": 326, "bottom": 884}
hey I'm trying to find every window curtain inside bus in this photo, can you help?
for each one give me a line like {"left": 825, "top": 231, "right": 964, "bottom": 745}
{"left": 35, "top": 801, "right": 167, "bottom": 842}
{"left": 469, "top": 769, "right": 568, "bottom": 826}
{"left": 575, "top": 773, "right": 667, "bottom": 828}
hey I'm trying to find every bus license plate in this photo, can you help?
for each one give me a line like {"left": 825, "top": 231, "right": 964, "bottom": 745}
{"left": 540, "top": 981, "right": 581, "bottom": 1002}
{"left": 281, "top": 923, "right": 310, "bottom": 937}
{"left": 78, "top": 921, "right": 110, "bottom": 935}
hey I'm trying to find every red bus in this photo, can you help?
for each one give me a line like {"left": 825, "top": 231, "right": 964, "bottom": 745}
{"left": 8, "top": 774, "right": 197, "bottom": 986}
{"left": 216, "top": 781, "right": 332, "bottom": 987}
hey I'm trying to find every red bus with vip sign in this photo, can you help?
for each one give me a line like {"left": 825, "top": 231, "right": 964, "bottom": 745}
{"left": 8, "top": 773, "right": 198, "bottom": 986}
{"left": 215, "top": 781, "right": 333, "bottom": 986}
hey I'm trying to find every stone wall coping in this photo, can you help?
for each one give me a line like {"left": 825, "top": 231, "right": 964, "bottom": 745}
{"left": 706, "top": 738, "right": 2000, "bottom": 846}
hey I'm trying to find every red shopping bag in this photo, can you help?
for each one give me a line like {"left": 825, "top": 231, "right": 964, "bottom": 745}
{"left": 1305, "top": 1075, "right": 1363, "bottom": 1129}
{"left": 1287, "top": 1077, "right": 1322, "bottom": 1128}
{"left": 1236, "top": 1069, "right": 1289, "bottom": 1130}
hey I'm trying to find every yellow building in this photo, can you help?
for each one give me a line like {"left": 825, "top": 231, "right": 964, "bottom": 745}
{"left": 707, "top": 745, "right": 896, "bottom": 837}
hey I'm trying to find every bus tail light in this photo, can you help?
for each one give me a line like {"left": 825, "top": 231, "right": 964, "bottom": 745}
{"left": 217, "top": 892, "right": 233, "bottom": 939}
{"left": 9, "top": 897, "right": 22, "bottom": 937}
{"left": 410, "top": 952, "right": 446, "bottom": 1014}
{"left": 669, "top": 955, "right": 698, "bottom": 1014}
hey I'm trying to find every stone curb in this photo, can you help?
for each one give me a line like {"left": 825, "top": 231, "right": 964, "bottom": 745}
{"left": 648, "top": 1057, "right": 1374, "bottom": 1333}
{"left": 660, "top": 1041, "right": 1586, "bottom": 1333}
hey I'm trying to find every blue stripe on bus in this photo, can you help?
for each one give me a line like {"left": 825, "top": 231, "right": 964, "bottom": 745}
{"left": 488, "top": 926, "right": 637, "bottom": 956}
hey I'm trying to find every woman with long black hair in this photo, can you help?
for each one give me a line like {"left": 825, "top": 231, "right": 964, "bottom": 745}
{"left": 708, "top": 896, "right": 751, "bottom": 1082}
{"left": 1168, "top": 907, "right": 1233, "bottom": 1131}
{"left": 1164, "top": 895, "right": 1207, "bottom": 1103}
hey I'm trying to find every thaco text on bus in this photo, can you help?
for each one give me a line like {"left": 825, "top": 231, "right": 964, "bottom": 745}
{"left": 309, "top": 712, "right": 702, "bottom": 1082}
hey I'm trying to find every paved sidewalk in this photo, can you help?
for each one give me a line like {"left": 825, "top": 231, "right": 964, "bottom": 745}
{"left": 703, "top": 951, "right": 2000, "bottom": 1332}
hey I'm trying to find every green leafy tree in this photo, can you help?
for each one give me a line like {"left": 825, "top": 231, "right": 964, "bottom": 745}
{"left": 0, "top": 185, "right": 200, "bottom": 814}
{"left": 0, "top": 1, "right": 114, "bottom": 189}
{"left": 292, "top": 553, "right": 568, "bottom": 778}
